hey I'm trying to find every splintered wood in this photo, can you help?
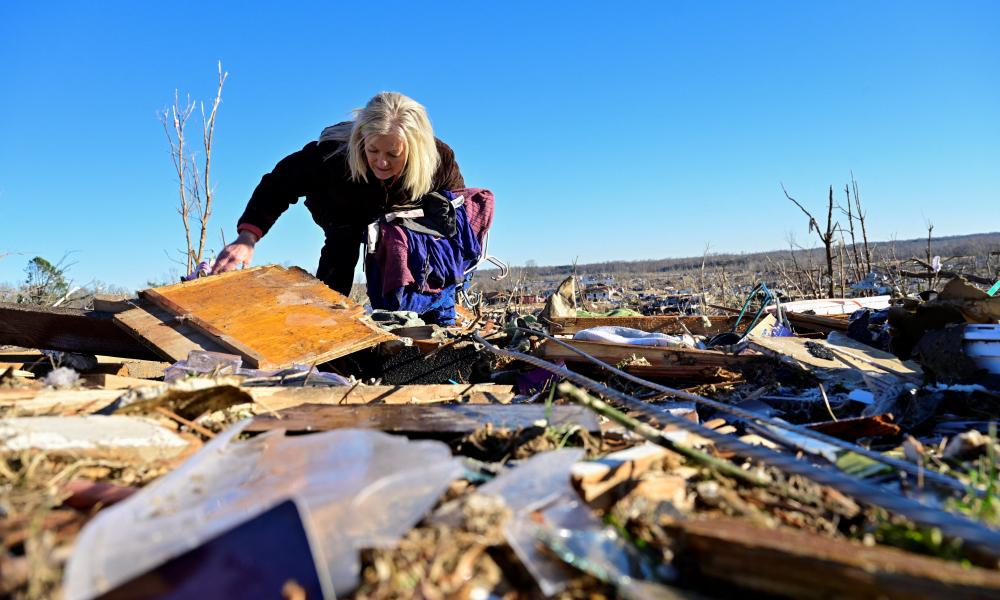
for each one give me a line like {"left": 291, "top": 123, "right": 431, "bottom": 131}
{"left": 137, "top": 265, "right": 394, "bottom": 369}
{"left": 114, "top": 300, "right": 230, "bottom": 362}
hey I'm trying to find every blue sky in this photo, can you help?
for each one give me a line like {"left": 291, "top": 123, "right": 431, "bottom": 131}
{"left": 1, "top": 1, "right": 998, "bottom": 292}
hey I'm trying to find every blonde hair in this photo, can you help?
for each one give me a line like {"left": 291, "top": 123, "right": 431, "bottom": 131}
{"left": 346, "top": 92, "right": 440, "bottom": 201}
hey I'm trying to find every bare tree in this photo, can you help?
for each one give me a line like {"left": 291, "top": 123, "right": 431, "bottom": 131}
{"left": 850, "top": 173, "right": 872, "bottom": 274}
{"left": 841, "top": 183, "right": 864, "bottom": 282}
{"left": 159, "top": 62, "right": 228, "bottom": 274}
{"left": 782, "top": 183, "right": 838, "bottom": 298}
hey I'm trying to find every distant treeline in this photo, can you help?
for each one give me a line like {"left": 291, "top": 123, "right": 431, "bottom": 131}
{"left": 504, "top": 232, "right": 1000, "bottom": 279}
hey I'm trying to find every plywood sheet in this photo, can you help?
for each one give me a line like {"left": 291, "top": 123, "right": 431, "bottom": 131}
{"left": 747, "top": 332, "right": 921, "bottom": 389}
{"left": 139, "top": 265, "right": 395, "bottom": 369}
{"left": 114, "top": 300, "right": 230, "bottom": 362}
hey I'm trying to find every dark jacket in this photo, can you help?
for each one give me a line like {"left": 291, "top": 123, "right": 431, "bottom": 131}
{"left": 237, "top": 136, "right": 464, "bottom": 295}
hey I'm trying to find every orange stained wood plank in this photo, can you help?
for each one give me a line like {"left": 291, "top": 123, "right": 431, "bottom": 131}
{"left": 140, "top": 265, "right": 395, "bottom": 369}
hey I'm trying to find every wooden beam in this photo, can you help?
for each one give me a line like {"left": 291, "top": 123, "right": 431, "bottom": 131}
{"left": 673, "top": 517, "right": 1000, "bottom": 599}
{"left": 248, "top": 383, "right": 514, "bottom": 411}
{"left": 786, "top": 311, "right": 851, "bottom": 334}
{"left": 0, "top": 302, "right": 159, "bottom": 360}
{"left": 0, "top": 384, "right": 516, "bottom": 417}
{"left": 536, "top": 339, "right": 764, "bottom": 371}
{"left": 546, "top": 315, "right": 740, "bottom": 336}
{"left": 245, "top": 403, "right": 600, "bottom": 435}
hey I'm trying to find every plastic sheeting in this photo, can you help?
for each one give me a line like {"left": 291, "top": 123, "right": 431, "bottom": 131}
{"left": 63, "top": 423, "right": 462, "bottom": 599}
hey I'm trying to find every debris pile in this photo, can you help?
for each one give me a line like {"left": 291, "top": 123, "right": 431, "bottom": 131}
{"left": 2, "top": 266, "right": 1000, "bottom": 599}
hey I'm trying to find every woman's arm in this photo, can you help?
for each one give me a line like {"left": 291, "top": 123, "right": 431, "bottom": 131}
{"left": 212, "top": 142, "right": 323, "bottom": 274}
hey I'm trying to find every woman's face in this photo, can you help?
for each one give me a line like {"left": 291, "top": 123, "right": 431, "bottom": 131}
{"left": 364, "top": 132, "right": 407, "bottom": 180}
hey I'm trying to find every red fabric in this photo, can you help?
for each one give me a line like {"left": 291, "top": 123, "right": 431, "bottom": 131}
{"left": 376, "top": 222, "right": 416, "bottom": 296}
{"left": 237, "top": 223, "right": 264, "bottom": 240}
{"left": 453, "top": 188, "right": 494, "bottom": 246}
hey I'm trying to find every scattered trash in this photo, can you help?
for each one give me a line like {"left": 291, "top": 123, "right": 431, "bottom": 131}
{"left": 1, "top": 266, "right": 998, "bottom": 598}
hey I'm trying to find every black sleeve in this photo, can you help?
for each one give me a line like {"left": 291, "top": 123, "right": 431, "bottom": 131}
{"left": 236, "top": 142, "right": 324, "bottom": 237}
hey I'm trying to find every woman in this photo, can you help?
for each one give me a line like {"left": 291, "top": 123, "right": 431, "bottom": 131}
{"left": 211, "top": 92, "right": 465, "bottom": 296}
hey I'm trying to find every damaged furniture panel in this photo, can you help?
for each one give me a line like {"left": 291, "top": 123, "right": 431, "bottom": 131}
{"left": 0, "top": 302, "right": 159, "bottom": 361}
{"left": 138, "top": 265, "right": 395, "bottom": 369}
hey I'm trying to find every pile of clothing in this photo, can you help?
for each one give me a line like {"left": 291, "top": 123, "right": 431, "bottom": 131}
{"left": 366, "top": 188, "right": 494, "bottom": 325}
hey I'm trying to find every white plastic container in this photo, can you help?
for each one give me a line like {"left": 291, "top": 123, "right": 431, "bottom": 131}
{"left": 964, "top": 324, "right": 1000, "bottom": 375}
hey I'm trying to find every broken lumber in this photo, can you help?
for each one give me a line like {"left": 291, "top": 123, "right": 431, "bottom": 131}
{"left": 0, "top": 415, "right": 191, "bottom": 462}
{"left": 114, "top": 299, "right": 231, "bottom": 362}
{"left": 536, "top": 338, "right": 765, "bottom": 377}
{"left": 673, "top": 517, "right": 1000, "bottom": 599}
{"left": 0, "top": 302, "right": 159, "bottom": 360}
{"left": 546, "top": 315, "right": 740, "bottom": 336}
{"left": 571, "top": 443, "right": 677, "bottom": 509}
{"left": 0, "top": 383, "right": 517, "bottom": 417}
{"left": 248, "top": 383, "right": 515, "bottom": 411}
{"left": 0, "top": 388, "right": 127, "bottom": 416}
{"left": 786, "top": 311, "right": 851, "bottom": 334}
{"left": 245, "top": 403, "right": 599, "bottom": 435}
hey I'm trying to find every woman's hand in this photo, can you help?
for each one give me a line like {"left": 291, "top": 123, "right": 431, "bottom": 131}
{"left": 211, "top": 231, "right": 258, "bottom": 274}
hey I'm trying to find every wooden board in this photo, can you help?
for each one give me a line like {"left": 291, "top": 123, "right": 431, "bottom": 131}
{"left": 0, "top": 383, "right": 516, "bottom": 417}
{"left": 0, "top": 388, "right": 128, "bottom": 416}
{"left": 114, "top": 300, "right": 231, "bottom": 362}
{"left": 673, "top": 517, "right": 1000, "bottom": 599}
{"left": 0, "top": 302, "right": 159, "bottom": 360}
{"left": 139, "top": 265, "right": 395, "bottom": 369}
{"left": 245, "top": 403, "right": 600, "bottom": 435}
{"left": 786, "top": 311, "right": 851, "bottom": 334}
{"left": 248, "top": 384, "right": 514, "bottom": 411}
{"left": 536, "top": 339, "right": 764, "bottom": 372}
{"left": 546, "top": 315, "right": 741, "bottom": 336}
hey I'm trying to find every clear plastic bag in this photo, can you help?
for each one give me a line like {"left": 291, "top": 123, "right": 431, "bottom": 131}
{"left": 64, "top": 423, "right": 462, "bottom": 599}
